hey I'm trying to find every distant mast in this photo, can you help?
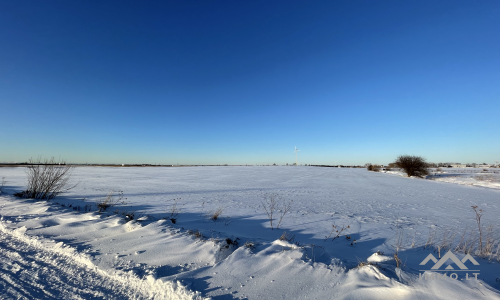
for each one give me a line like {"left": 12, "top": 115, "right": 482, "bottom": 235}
{"left": 294, "top": 146, "right": 300, "bottom": 166}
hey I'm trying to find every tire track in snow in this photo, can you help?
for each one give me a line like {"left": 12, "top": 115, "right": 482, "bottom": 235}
{"left": 0, "top": 222, "right": 208, "bottom": 300}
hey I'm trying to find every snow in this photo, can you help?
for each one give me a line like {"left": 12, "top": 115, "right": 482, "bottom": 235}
{"left": 385, "top": 167, "right": 500, "bottom": 190}
{"left": 1, "top": 166, "right": 499, "bottom": 299}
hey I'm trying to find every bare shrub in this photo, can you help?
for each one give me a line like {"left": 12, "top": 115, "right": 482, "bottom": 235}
{"left": 437, "top": 229, "right": 456, "bottom": 256}
{"left": 470, "top": 206, "right": 499, "bottom": 258}
{"left": 0, "top": 177, "right": 5, "bottom": 194}
{"left": 210, "top": 207, "right": 224, "bottom": 222}
{"left": 14, "top": 157, "right": 76, "bottom": 200}
{"left": 394, "top": 155, "right": 429, "bottom": 178}
{"left": 165, "top": 198, "right": 182, "bottom": 224}
{"left": 455, "top": 227, "right": 477, "bottom": 254}
{"left": 484, "top": 225, "right": 496, "bottom": 258}
{"left": 394, "top": 253, "right": 402, "bottom": 268}
{"left": 424, "top": 226, "right": 437, "bottom": 249}
{"left": 128, "top": 212, "right": 147, "bottom": 222}
{"left": 393, "top": 226, "right": 405, "bottom": 265}
{"left": 187, "top": 229, "right": 204, "bottom": 240}
{"left": 220, "top": 237, "right": 239, "bottom": 250}
{"left": 324, "top": 224, "right": 349, "bottom": 241}
{"left": 355, "top": 261, "right": 380, "bottom": 269}
{"left": 471, "top": 206, "right": 484, "bottom": 253}
{"left": 261, "top": 194, "right": 293, "bottom": 230}
{"left": 366, "top": 164, "right": 380, "bottom": 172}
{"left": 97, "top": 190, "right": 126, "bottom": 212}
{"left": 279, "top": 231, "right": 295, "bottom": 242}
{"left": 244, "top": 241, "right": 256, "bottom": 250}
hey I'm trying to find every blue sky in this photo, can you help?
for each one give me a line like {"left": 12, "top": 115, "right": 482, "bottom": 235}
{"left": 1, "top": 1, "right": 499, "bottom": 165}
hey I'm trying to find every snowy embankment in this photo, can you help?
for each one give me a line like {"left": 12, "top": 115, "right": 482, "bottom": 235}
{"left": 1, "top": 166, "right": 500, "bottom": 299}
{"left": 385, "top": 168, "right": 500, "bottom": 190}
{"left": 0, "top": 217, "right": 207, "bottom": 300}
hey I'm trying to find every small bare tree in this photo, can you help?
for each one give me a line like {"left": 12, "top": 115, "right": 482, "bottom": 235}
{"left": 471, "top": 205, "right": 483, "bottom": 254}
{"left": 261, "top": 194, "right": 293, "bottom": 230}
{"left": 394, "top": 155, "right": 429, "bottom": 178}
{"left": 165, "top": 198, "right": 182, "bottom": 224}
{"left": 14, "top": 157, "right": 76, "bottom": 200}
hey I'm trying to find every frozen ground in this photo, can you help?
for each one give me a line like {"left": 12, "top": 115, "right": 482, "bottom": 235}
{"left": 0, "top": 166, "right": 499, "bottom": 299}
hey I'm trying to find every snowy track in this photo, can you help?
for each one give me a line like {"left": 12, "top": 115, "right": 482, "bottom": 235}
{"left": 0, "top": 222, "right": 207, "bottom": 300}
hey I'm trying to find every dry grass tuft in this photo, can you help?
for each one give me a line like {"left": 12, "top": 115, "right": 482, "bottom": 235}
{"left": 97, "top": 191, "right": 126, "bottom": 213}
{"left": 209, "top": 207, "right": 224, "bottom": 222}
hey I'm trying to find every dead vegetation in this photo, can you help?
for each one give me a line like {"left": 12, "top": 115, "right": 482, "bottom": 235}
{"left": 366, "top": 164, "right": 381, "bottom": 172}
{"left": 355, "top": 261, "right": 380, "bottom": 269}
{"left": 209, "top": 206, "right": 224, "bottom": 222}
{"left": 244, "top": 241, "right": 256, "bottom": 250}
{"left": 394, "top": 155, "right": 429, "bottom": 178}
{"left": 261, "top": 193, "right": 293, "bottom": 230}
{"left": 0, "top": 177, "right": 5, "bottom": 194}
{"left": 394, "top": 206, "right": 500, "bottom": 263}
{"left": 14, "top": 157, "right": 76, "bottom": 200}
{"left": 187, "top": 229, "right": 204, "bottom": 240}
{"left": 324, "top": 224, "right": 350, "bottom": 242}
{"left": 96, "top": 190, "right": 127, "bottom": 213}
{"left": 165, "top": 198, "right": 182, "bottom": 224}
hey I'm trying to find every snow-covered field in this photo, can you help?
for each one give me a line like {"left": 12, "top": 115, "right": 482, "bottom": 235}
{"left": 385, "top": 167, "right": 500, "bottom": 190}
{"left": 1, "top": 166, "right": 499, "bottom": 299}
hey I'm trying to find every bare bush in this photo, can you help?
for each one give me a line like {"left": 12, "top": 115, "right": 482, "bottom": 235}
{"left": 165, "top": 198, "right": 182, "bottom": 224}
{"left": 244, "top": 241, "right": 256, "bottom": 250}
{"left": 14, "top": 157, "right": 76, "bottom": 200}
{"left": 97, "top": 190, "right": 126, "bottom": 212}
{"left": 0, "top": 177, "right": 5, "bottom": 194}
{"left": 261, "top": 194, "right": 293, "bottom": 230}
{"left": 324, "top": 224, "right": 349, "bottom": 241}
{"left": 279, "top": 231, "right": 295, "bottom": 242}
{"left": 471, "top": 206, "right": 483, "bottom": 253}
{"left": 394, "top": 155, "right": 429, "bottom": 178}
{"left": 355, "top": 261, "right": 380, "bottom": 269}
{"left": 187, "top": 229, "right": 204, "bottom": 240}
{"left": 366, "top": 164, "right": 380, "bottom": 172}
{"left": 210, "top": 207, "right": 224, "bottom": 222}
{"left": 470, "top": 206, "right": 499, "bottom": 258}
{"left": 454, "top": 227, "right": 477, "bottom": 254}
{"left": 220, "top": 237, "right": 239, "bottom": 251}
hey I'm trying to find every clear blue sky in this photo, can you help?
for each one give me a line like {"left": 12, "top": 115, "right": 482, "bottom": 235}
{"left": 1, "top": 1, "right": 499, "bottom": 165}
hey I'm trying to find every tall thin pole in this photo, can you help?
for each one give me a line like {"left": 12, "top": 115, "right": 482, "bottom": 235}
{"left": 294, "top": 147, "right": 299, "bottom": 166}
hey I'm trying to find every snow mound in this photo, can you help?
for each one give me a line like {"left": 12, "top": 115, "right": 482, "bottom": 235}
{"left": 367, "top": 252, "right": 393, "bottom": 263}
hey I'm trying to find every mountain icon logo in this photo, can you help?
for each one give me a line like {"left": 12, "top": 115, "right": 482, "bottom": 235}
{"left": 419, "top": 250, "right": 479, "bottom": 270}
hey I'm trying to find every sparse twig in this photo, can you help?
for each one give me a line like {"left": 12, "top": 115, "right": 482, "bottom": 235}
{"left": 324, "top": 224, "right": 349, "bottom": 242}
{"left": 97, "top": 190, "right": 127, "bottom": 213}
{"left": 0, "top": 177, "right": 5, "bottom": 194}
{"left": 472, "top": 206, "right": 483, "bottom": 253}
{"left": 261, "top": 194, "right": 293, "bottom": 230}
{"left": 165, "top": 198, "right": 182, "bottom": 224}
